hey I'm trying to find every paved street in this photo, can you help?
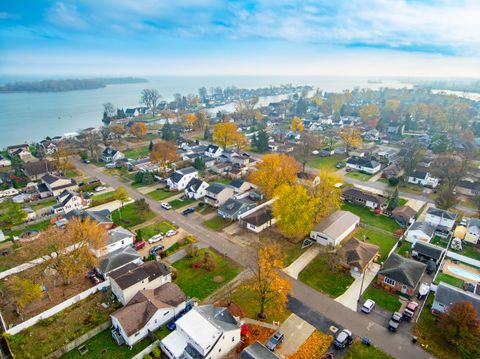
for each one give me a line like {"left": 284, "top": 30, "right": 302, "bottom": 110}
{"left": 74, "top": 158, "right": 434, "bottom": 359}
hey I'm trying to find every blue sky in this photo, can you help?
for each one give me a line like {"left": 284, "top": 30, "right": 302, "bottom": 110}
{"left": 1, "top": 0, "right": 480, "bottom": 77}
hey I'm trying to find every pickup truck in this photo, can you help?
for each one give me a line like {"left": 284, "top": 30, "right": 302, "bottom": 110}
{"left": 402, "top": 301, "right": 419, "bottom": 321}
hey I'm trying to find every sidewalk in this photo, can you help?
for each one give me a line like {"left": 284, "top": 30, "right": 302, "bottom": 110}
{"left": 283, "top": 246, "right": 321, "bottom": 279}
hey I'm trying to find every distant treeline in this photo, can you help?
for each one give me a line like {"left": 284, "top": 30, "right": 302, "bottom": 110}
{"left": 0, "top": 77, "right": 148, "bottom": 93}
{"left": 413, "top": 79, "right": 480, "bottom": 93}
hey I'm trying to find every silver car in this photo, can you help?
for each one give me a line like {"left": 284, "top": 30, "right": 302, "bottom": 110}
{"left": 361, "top": 299, "right": 376, "bottom": 313}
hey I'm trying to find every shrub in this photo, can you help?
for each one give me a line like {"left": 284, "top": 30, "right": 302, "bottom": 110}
{"left": 151, "top": 346, "right": 161, "bottom": 358}
{"left": 185, "top": 244, "right": 199, "bottom": 258}
{"left": 388, "top": 177, "right": 399, "bottom": 186}
{"left": 143, "top": 354, "right": 152, "bottom": 359}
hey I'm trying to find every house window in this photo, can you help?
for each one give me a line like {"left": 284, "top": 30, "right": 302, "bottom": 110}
{"left": 384, "top": 277, "right": 396, "bottom": 286}
{"left": 219, "top": 348, "right": 221, "bottom": 353}
{"left": 232, "top": 337, "right": 235, "bottom": 342}
{"left": 163, "top": 311, "right": 170, "bottom": 316}
{"left": 134, "top": 332, "right": 140, "bottom": 337}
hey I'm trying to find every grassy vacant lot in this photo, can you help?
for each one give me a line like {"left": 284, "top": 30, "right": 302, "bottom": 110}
{"left": 259, "top": 229, "right": 307, "bottom": 266}
{"left": 148, "top": 188, "right": 176, "bottom": 201}
{"left": 112, "top": 203, "right": 156, "bottom": 228}
{"left": 203, "top": 217, "right": 232, "bottom": 231}
{"left": 354, "top": 227, "right": 398, "bottom": 262}
{"left": 414, "top": 295, "right": 461, "bottom": 359}
{"left": 169, "top": 198, "right": 197, "bottom": 209}
{"left": 123, "top": 145, "right": 150, "bottom": 159}
{"left": 173, "top": 248, "right": 241, "bottom": 300}
{"left": 137, "top": 221, "right": 175, "bottom": 240}
{"left": 7, "top": 292, "right": 120, "bottom": 359}
{"left": 29, "top": 198, "right": 57, "bottom": 211}
{"left": 344, "top": 340, "right": 393, "bottom": 359}
{"left": 164, "top": 236, "right": 197, "bottom": 257}
{"left": 90, "top": 191, "right": 117, "bottom": 207}
{"left": 307, "top": 154, "right": 347, "bottom": 171}
{"left": 341, "top": 203, "right": 400, "bottom": 233}
{"left": 433, "top": 272, "right": 464, "bottom": 289}
{"left": 299, "top": 253, "right": 354, "bottom": 298}
{"left": 345, "top": 171, "right": 375, "bottom": 182}
{"left": 362, "top": 284, "right": 401, "bottom": 312}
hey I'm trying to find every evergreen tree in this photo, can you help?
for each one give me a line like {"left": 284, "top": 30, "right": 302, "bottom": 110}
{"left": 148, "top": 140, "right": 153, "bottom": 152}
{"left": 141, "top": 172, "right": 154, "bottom": 185}
{"left": 161, "top": 120, "right": 174, "bottom": 141}
{"left": 255, "top": 129, "right": 270, "bottom": 152}
{"left": 193, "top": 157, "right": 206, "bottom": 171}
{"left": 203, "top": 126, "right": 211, "bottom": 141}
{"left": 388, "top": 187, "right": 400, "bottom": 211}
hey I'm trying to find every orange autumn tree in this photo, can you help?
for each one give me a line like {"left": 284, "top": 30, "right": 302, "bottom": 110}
{"left": 250, "top": 154, "right": 299, "bottom": 199}
{"left": 181, "top": 113, "right": 197, "bottom": 128}
{"left": 150, "top": 140, "right": 180, "bottom": 173}
{"left": 247, "top": 244, "right": 291, "bottom": 320}
{"left": 290, "top": 116, "right": 304, "bottom": 132}
{"left": 129, "top": 122, "right": 148, "bottom": 139}
{"left": 212, "top": 122, "right": 241, "bottom": 149}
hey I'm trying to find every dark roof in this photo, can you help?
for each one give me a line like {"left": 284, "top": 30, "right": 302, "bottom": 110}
{"left": 342, "top": 187, "right": 384, "bottom": 205}
{"left": 379, "top": 253, "right": 426, "bottom": 288}
{"left": 23, "top": 160, "right": 56, "bottom": 177}
{"left": 110, "top": 261, "right": 170, "bottom": 290}
{"left": 410, "top": 171, "right": 428, "bottom": 179}
{"left": 457, "top": 180, "right": 480, "bottom": 191}
{"left": 103, "top": 147, "right": 119, "bottom": 157}
{"left": 206, "top": 183, "right": 226, "bottom": 194}
{"left": 346, "top": 157, "right": 380, "bottom": 169}
{"left": 241, "top": 207, "right": 273, "bottom": 227}
{"left": 206, "top": 144, "right": 220, "bottom": 152}
{"left": 195, "top": 305, "right": 238, "bottom": 332}
{"left": 179, "top": 166, "right": 197, "bottom": 175}
{"left": 185, "top": 177, "right": 205, "bottom": 192}
{"left": 65, "top": 209, "right": 112, "bottom": 224}
{"left": 218, "top": 198, "right": 254, "bottom": 216}
{"left": 7, "top": 144, "right": 28, "bottom": 150}
{"left": 229, "top": 179, "right": 245, "bottom": 189}
{"left": 240, "top": 342, "right": 280, "bottom": 359}
{"left": 340, "top": 237, "right": 379, "bottom": 272}
{"left": 412, "top": 242, "right": 444, "bottom": 261}
{"left": 409, "top": 221, "right": 436, "bottom": 237}
{"left": 168, "top": 172, "right": 183, "bottom": 184}
{"left": 392, "top": 205, "right": 416, "bottom": 219}
{"left": 37, "top": 183, "right": 50, "bottom": 193}
{"left": 426, "top": 207, "right": 457, "bottom": 221}
{"left": 435, "top": 282, "right": 480, "bottom": 314}
{"left": 99, "top": 246, "right": 141, "bottom": 274}
{"left": 42, "top": 173, "right": 61, "bottom": 185}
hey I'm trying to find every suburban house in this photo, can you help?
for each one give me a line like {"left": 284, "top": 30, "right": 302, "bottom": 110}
{"left": 239, "top": 206, "right": 276, "bottom": 233}
{"left": 0, "top": 155, "right": 11, "bottom": 167}
{"left": 7, "top": 144, "right": 34, "bottom": 162}
{"left": 432, "top": 282, "right": 480, "bottom": 316}
{"left": 407, "top": 171, "right": 439, "bottom": 188}
{"left": 161, "top": 305, "right": 241, "bottom": 359}
{"left": 218, "top": 198, "right": 256, "bottom": 221}
{"left": 166, "top": 167, "right": 199, "bottom": 191}
{"left": 65, "top": 209, "right": 114, "bottom": 229}
{"left": 411, "top": 241, "right": 445, "bottom": 265}
{"left": 102, "top": 148, "right": 125, "bottom": 163}
{"left": 7, "top": 144, "right": 29, "bottom": 155}
{"left": 310, "top": 210, "right": 360, "bottom": 247}
{"left": 93, "top": 226, "right": 135, "bottom": 257}
{"left": 456, "top": 180, "right": 480, "bottom": 197}
{"left": 341, "top": 187, "right": 385, "bottom": 210}
{"left": 425, "top": 207, "right": 457, "bottom": 238}
{"left": 23, "top": 160, "right": 56, "bottom": 180}
{"left": 405, "top": 221, "right": 436, "bottom": 244}
{"left": 110, "top": 261, "right": 172, "bottom": 305}
{"left": 346, "top": 157, "right": 381, "bottom": 174}
{"left": 98, "top": 246, "right": 143, "bottom": 279}
{"left": 125, "top": 108, "right": 140, "bottom": 118}
{"left": 339, "top": 237, "right": 379, "bottom": 278}
{"left": 40, "top": 173, "right": 78, "bottom": 196}
{"left": 204, "top": 183, "right": 235, "bottom": 207}
{"left": 53, "top": 189, "right": 88, "bottom": 214}
{"left": 464, "top": 218, "right": 480, "bottom": 244}
{"left": 39, "top": 140, "right": 57, "bottom": 155}
{"left": 205, "top": 144, "right": 223, "bottom": 158}
{"left": 239, "top": 342, "right": 280, "bottom": 359}
{"left": 382, "top": 162, "right": 402, "bottom": 180}
{"left": 228, "top": 179, "right": 252, "bottom": 194}
{"left": 391, "top": 205, "right": 416, "bottom": 228}
{"left": 184, "top": 178, "right": 209, "bottom": 200}
{"left": 377, "top": 253, "right": 426, "bottom": 297}
{"left": 111, "top": 283, "right": 188, "bottom": 347}
{"left": 231, "top": 154, "right": 250, "bottom": 167}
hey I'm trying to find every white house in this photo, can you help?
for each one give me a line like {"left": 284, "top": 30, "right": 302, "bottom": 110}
{"left": 53, "top": 189, "right": 87, "bottom": 214}
{"left": 239, "top": 200, "right": 276, "bottom": 233}
{"left": 110, "top": 261, "right": 172, "bottom": 305}
{"left": 346, "top": 157, "right": 381, "bottom": 174}
{"left": 102, "top": 148, "right": 125, "bottom": 163}
{"left": 111, "top": 283, "right": 188, "bottom": 347}
{"left": 0, "top": 155, "right": 11, "bottom": 167}
{"left": 166, "top": 167, "right": 199, "bottom": 191}
{"left": 161, "top": 305, "right": 241, "bottom": 359}
{"left": 310, "top": 210, "right": 360, "bottom": 247}
{"left": 425, "top": 207, "right": 457, "bottom": 237}
{"left": 125, "top": 108, "right": 140, "bottom": 118}
{"left": 93, "top": 226, "right": 135, "bottom": 257}
{"left": 464, "top": 218, "right": 480, "bottom": 245}
{"left": 184, "top": 178, "right": 209, "bottom": 200}
{"left": 405, "top": 221, "right": 436, "bottom": 244}
{"left": 40, "top": 173, "right": 78, "bottom": 197}
{"left": 408, "top": 171, "right": 439, "bottom": 188}
{"left": 0, "top": 188, "right": 19, "bottom": 198}
{"left": 205, "top": 144, "right": 223, "bottom": 158}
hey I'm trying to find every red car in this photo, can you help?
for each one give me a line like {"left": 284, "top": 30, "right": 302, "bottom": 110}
{"left": 133, "top": 241, "right": 146, "bottom": 250}
{"left": 403, "top": 301, "right": 419, "bottom": 321}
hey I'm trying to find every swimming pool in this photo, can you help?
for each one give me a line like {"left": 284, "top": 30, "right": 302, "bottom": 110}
{"left": 448, "top": 266, "right": 480, "bottom": 282}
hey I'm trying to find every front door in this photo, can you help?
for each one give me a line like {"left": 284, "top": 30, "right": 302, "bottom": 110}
{"left": 401, "top": 285, "right": 408, "bottom": 294}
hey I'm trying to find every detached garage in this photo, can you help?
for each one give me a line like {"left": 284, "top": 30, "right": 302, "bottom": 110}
{"left": 310, "top": 210, "right": 360, "bottom": 247}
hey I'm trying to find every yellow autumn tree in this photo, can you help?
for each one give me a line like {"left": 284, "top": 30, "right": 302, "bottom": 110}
{"left": 272, "top": 184, "right": 318, "bottom": 240}
{"left": 250, "top": 153, "right": 299, "bottom": 199}
{"left": 309, "top": 171, "right": 343, "bottom": 221}
{"left": 247, "top": 243, "right": 291, "bottom": 320}
{"left": 212, "top": 122, "right": 240, "bottom": 149}
{"left": 290, "top": 116, "right": 304, "bottom": 132}
{"left": 338, "top": 128, "right": 362, "bottom": 155}
{"left": 181, "top": 113, "right": 197, "bottom": 128}
{"left": 8, "top": 276, "right": 43, "bottom": 319}
{"left": 254, "top": 109, "right": 263, "bottom": 122}
{"left": 129, "top": 122, "right": 148, "bottom": 139}
{"left": 358, "top": 104, "right": 380, "bottom": 124}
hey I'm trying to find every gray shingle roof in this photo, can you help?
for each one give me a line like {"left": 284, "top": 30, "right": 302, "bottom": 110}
{"left": 379, "top": 253, "right": 426, "bottom": 288}
{"left": 435, "top": 282, "right": 480, "bottom": 314}
{"left": 347, "top": 157, "right": 380, "bottom": 169}
{"left": 206, "top": 183, "right": 226, "bottom": 194}
{"left": 411, "top": 241, "right": 444, "bottom": 261}
{"left": 409, "top": 221, "right": 436, "bottom": 237}
{"left": 426, "top": 207, "right": 457, "bottom": 221}
{"left": 99, "top": 246, "right": 141, "bottom": 274}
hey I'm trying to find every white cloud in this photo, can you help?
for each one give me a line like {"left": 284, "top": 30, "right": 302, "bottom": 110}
{"left": 45, "top": 2, "right": 88, "bottom": 30}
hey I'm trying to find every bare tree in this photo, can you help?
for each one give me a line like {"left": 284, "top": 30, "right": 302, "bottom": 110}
{"left": 293, "top": 132, "right": 323, "bottom": 173}
{"left": 401, "top": 139, "right": 424, "bottom": 177}
{"left": 431, "top": 153, "right": 467, "bottom": 192}
{"left": 79, "top": 132, "right": 101, "bottom": 161}
{"left": 140, "top": 89, "right": 161, "bottom": 110}
{"left": 103, "top": 102, "right": 116, "bottom": 118}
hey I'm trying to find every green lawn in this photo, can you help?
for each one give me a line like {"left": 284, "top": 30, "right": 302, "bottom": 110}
{"left": 345, "top": 171, "right": 375, "bottom": 182}
{"left": 354, "top": 227, "right": 398, "bottom": 262}
{"left": 173, "top": 248, "right": 241, "bottom": 300}
{"left": 7, "top": 292, "right": 120, "bottom": 359}
{"left": 123, "top": 145, "right": 150, "bottom": 159}
{"left": 362, "top": 284, "right": 401, "bottom": 312}
{"left": 456, "top": 243, "right": 480, "bottom": 261}
{"left": 345, "top": 340, "right": 393, "bottom": 359}
{"left": 398, "top": 198, "right": 407, "bottom": 206}
{"left": 29, "top": 198, "right": 57, "bottom": 211}
{"left": 430, "top": 236, "right": 449, "bottom": 249}
{"left": 164, "top": 236, "right": 197, "bottom": 257}
{"left": 112, "top": 202, "right": 156, "bottom": 228}
{"left": 66, "top": 169, "right": 81, "bottom": 178}
{"left": 7, "top": 219, "right": 51, "bottom": 238}
{"left": 136, "top": 221, "right": 175, "bottom": 240}
{"left": 299, "top": 254, "right": 354, "bottom": 298}
{"left": 307, "top": 154, "right": 347, "bottom": 171}
{"left": 90, "top": 191, "right": 117, "bottom": 207}
{"left": 203, "top": 217, "right": 232, "bottom": 231}
{"left": 341, "top": 203, "right": 400, "bottom": 233}
{"left": 148, "top": 188, "right": 176, "bottom": 201}
{"left": 395, "top": 241, "right": 412, "bottom": 257}
{"left": 209, "top": 177, "right": 231, "bottom": 185}
{"left": 169, "top": 198, "right": 197, "bottom": 209}
{"left": 433, "top": 272, "right": 464, "bottom": 289}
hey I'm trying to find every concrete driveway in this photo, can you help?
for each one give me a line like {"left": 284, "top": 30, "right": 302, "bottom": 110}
{"left": 275, "top": 314, "right": 315, "bottom": 358}
{"left": 283, "top": 246, "right": 321, "bottom": 279}
{"left": 335, "top": 263, "right": 380, "bottom": 311}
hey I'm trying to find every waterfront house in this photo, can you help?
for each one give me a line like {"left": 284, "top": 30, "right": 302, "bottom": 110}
{"left": 310, "top": 210, "right": 360, "bottom": 247}
{"left": 0, "top": 155, "right": 11, "bottom": 167}
{"left": 125, "top": 108, "right": 140, "bottom": 118}
{"left": 23, "top": 160, "right": 56, "bottom": 180}
{"left": 102, "top": 148, "right": 125, "bottom": 163}
{"left": 7, "top": 144, "right": 29, "bottom": 155}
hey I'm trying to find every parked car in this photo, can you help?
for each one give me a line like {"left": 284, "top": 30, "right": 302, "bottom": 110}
{"left": 335, "top": 162, "right": 345, "bottom": 169}
{"left": 361, "top": 299, "right": 375, "bottom": 314}
{"left": 388, "top": 312, "right": 402, "bottom": 332}
{"left": 165, "top": 229, "right": 177, "bottom": 237}
{"left": 83, "top": 159, "right": 91, "bottom": 164}
{"left": 266, "top": 331, "right": 284, "bottom": 351}
{"left": 149, "top": 244, "right": 165, "bottom": 256}
{"left": 161, "top": 202, "right": 172, "bottom": 210}
{"left": 334, "top": 329, "right": 353, "bottom": 348}
{"left": 94, "top": 186, "right": 106, "bottom": 192}
{"left": 148, "top": 233, "right": 163, "bottom": 244}
{"left": 182, "top": 207, "right": 195, "bottom": 216}
{"left": 402, "top": 301, "right": 419, "bottom": 321}
{"left": 133, "top": 241, "right": 145, "bottom": 250}
{"left": 345, "top": 168, "right": 352, "bottom": 172}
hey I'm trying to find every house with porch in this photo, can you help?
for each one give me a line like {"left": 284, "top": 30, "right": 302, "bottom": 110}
{"left": 339, "top": 237, "right": 379, "bottom": 278}
{"left": 425, "top": 207, "right": 457, "bottom": 238}
{"left": 239, "top": 206, "right": 276, "bottom": 233}
{"left": 184, "top": 178, "right": 209, "bottom": 200}
{"left": 166, "top": 167, "right": 198, "bottom": 191}
{"left": 204, "top": 183, "right": 234, "bottom": 208}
